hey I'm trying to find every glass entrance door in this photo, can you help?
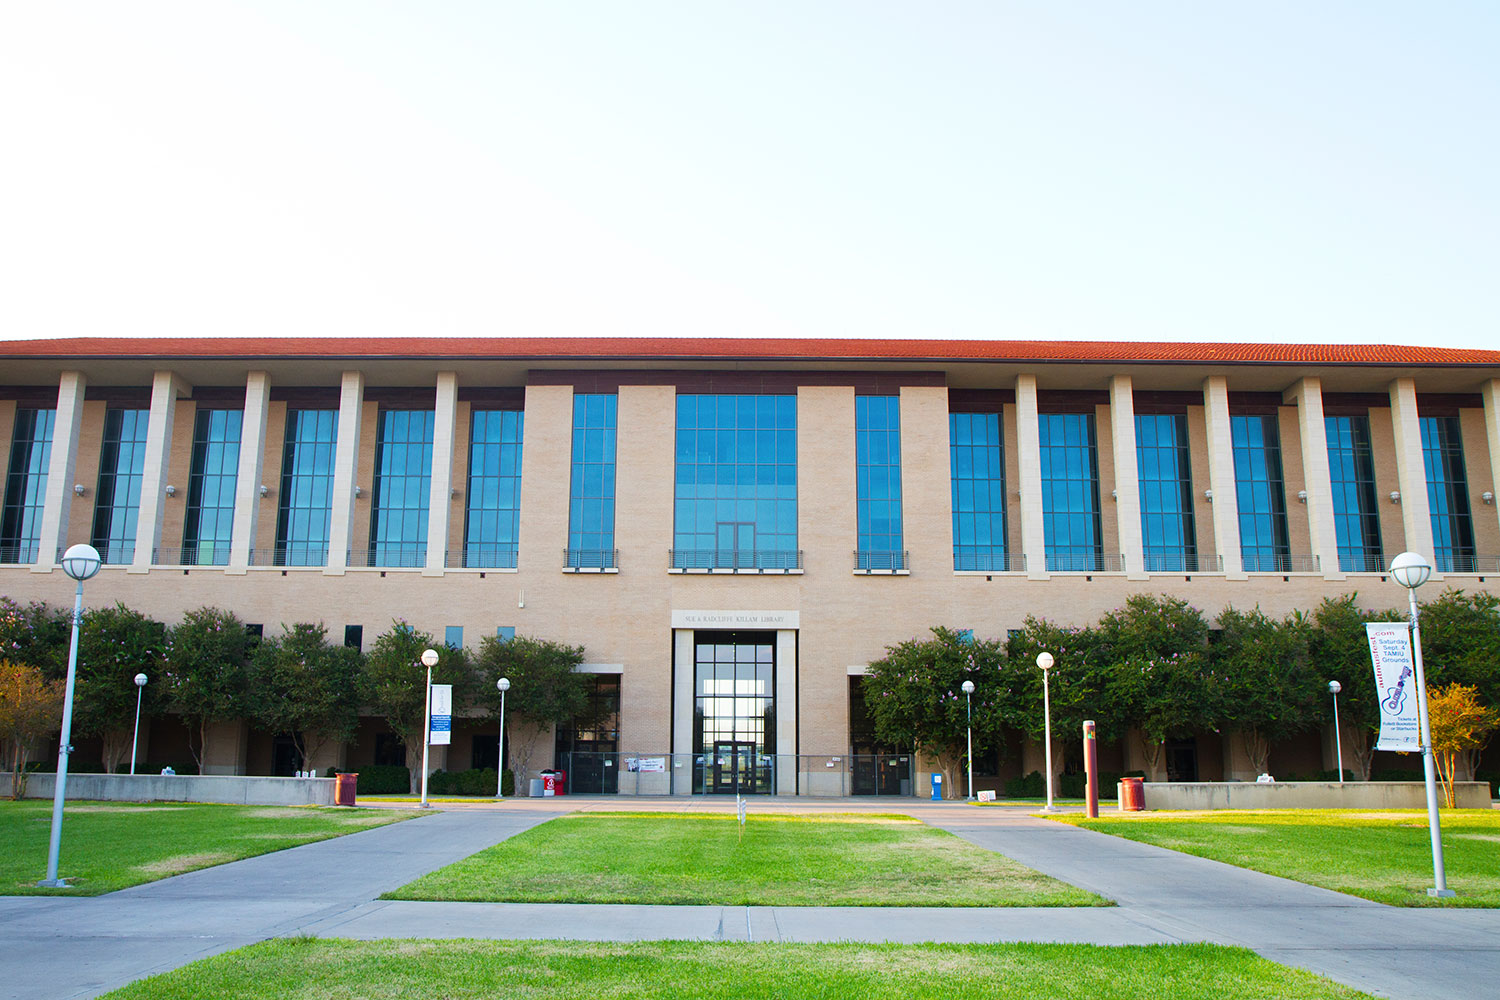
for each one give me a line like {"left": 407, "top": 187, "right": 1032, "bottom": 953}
{"left": 694, "top": 631, "right": 775, "bottom": 794}
{"left": 711, "top": 742, "right": 761, "bottom": 794}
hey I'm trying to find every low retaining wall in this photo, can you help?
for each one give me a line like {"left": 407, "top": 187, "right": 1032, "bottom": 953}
{"left": 1, "top": 772, "right": 336, "bottom": 807}
{"left": 1136, "top": 780, "right": 1492, "bottom": 811}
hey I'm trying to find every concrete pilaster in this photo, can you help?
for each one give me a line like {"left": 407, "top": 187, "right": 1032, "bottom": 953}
{"left": 425, "top": 372, "right": 459, "bottom": 576}
{"left": 775, "top": 628, "right": 798, "bottom": 794}
{"left": 1109, "top": 376, "right": 1146, "bottom": 579}
{"left": 1284, "top": 377, "right": 1343, "bottom": 579}
{"left": 672, "top": 628, "right": 694, "bottom": 796}
{"left": 1202, "top": 376, "right": 1246, "bottom": 578}
{"left": 1015, "top": 374, "right": 1047, "bottom": 579}
{"left": 132, "top": 371, "right": 190, "bottom": 572}
{"left": 325, "top": 371, "right": 365, "bottom": 574}
{"left": 1388, "top": 377, "right": 1438, "bottom": 575}
{"left": 228, "top": 372, "right": 270, "bottom": 574}
{"left": 32, "top": 371, "right": 87, "bottom": 573}
{"left": 1483, "top": 379, "right": 1500, "bottom": 541}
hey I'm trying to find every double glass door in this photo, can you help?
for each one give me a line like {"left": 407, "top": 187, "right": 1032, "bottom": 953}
{"left": 710, "top": 741, "right": 771, "bottom": 794}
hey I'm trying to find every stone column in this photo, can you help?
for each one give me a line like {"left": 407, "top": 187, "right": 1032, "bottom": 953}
{"left": 1202, "top": 376, "right": 1246, "bottom": 578}
{"left": 425, "top": 372, "right": 458, "bottom": 576}
{"left": 1388, "top": 377, "right": 1438, "bottom": 575}
{"left": 325, "top": 371, "right": 365, "bottom": 574}
{"left": 1482, "top": 379, "right": 1500, "bottom": 541}
{"left": 1109, "top": 375, "right": 1146, "bottom": 579}
{"left": 775, "top": 629, "right": 798, "bottom": 795}
{"left": 228, "top": 372, "right": 270, "bottom": 574}
{"left": 32, "top": 371, "right": 87, "bottom": 573}
{"left": 131, "top": 371, "right": 190, "bottom": 572}
{"left": 1015, "top": 374, "right": 1047, "bottom": 579}
{"left": 1284, "top": 377, "right": 1343, "bottom": 579}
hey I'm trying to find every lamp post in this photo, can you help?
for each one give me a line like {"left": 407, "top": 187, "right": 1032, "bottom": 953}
{"left": 1389, "top": 551, "right": 1454, "bottom": 898}
{"left": 39, "top": 543, "right": 102, "bottom": 887}
{"left": 1327, "top": 680, "right": 1343, "bottom": 785}
{"left": 961, "top": 680, "right": 975, "bottom": 801}
{"left": 418, "top": 647, "right": 439, "bottom": 810}
{"left": 1036, "top": 651, "right": 1056, "bottom": 813}
{"left": 130, "top": 673, "right": 148, "bottom": 776}
{"left": 495, "top": 676, "right": 510, "bottom": 799}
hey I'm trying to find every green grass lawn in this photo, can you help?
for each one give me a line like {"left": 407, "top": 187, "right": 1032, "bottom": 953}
{"left": 389, "top": 811, "right": 1105, "bottom": 907}
{"left": 1056, "top": 808, "right": 1500, "bottom": 907}
{"left": 99, "top": 938, "right": 1375, "bottom": 999}
{"left": 2, "top": 800, "right": 421, "bottom": 895}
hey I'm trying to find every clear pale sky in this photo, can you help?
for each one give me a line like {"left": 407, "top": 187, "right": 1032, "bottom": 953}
{"left": 2, "top": 3, "right": 1496, "bottom": 347}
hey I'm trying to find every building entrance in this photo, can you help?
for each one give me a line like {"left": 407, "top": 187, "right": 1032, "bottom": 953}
{"left": 693, "top": 630, "right": 775, "bottom": 794}
{"left": 710, "top": 740, "right": 771, "bottom": 794}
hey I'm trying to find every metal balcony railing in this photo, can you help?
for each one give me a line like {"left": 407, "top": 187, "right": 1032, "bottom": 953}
{"left": 350, "top": 545, "right": 426, "bottom": 569}
{"left": 1045, "top": 550, "right": 1123, "bottom": 573}
{"left": 1243, "top": 553, "right": 1319, "bottom": 573}
{"left": 1437, "top": 553, "right": 1500, "bottom": 574}
{"left": 0, "top": 542, "right": 42, "bottom": 565}
{"left": 1338, "top": 551, "right": 1387, "bottom": 574}
{"left": 952, "top": 548, "right": 1025, "bottom": 573}
{"left": 854, "top": 550, "right": 908, "bottom": 572}
{"left": 153, "top": 545, "right": 232, "bottom": 567}
{"left": 249, "top": 544, "right": 329, "bottom": 567}
{"left": 1142, "top": 551, "right": 1222, "bottom": 573}
{"left": 669, "top": 549, "right": 802, "bottom": 572}
{"left": 450, "top": 545, "right": 519, "bottom": 569}
{"left": 563, "top": 548, "right": 618, "bottom": 570}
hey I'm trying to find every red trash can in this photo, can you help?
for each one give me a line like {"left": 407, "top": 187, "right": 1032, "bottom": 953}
{"left": 334, "top": 772, "right": 358, "bottom": 807}
{"left": 541, "top": 772, "right": 559, "bottom": 796}
{"left": 554, "top": 769, "right": 567, "bottom": 795}
{"left": 1119, "top": 776, "right": 1144, "bottom": 812}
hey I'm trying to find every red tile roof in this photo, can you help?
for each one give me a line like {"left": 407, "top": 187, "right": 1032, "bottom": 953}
{"left": 1, "top": 337, "right": 1497, "bottom": 365}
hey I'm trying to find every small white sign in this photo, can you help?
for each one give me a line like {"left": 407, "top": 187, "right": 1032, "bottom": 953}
{"left": 1366, "top": 623, "right": 1422, "bottom": 752}
{"left": 429, "top": 683, "right": 453, "bottom": 746}
{"left": 626, "top": 756, "right": 667, "bottom": 773}
{"left": 977, "top": 790, "right": 996, "bottom": 802}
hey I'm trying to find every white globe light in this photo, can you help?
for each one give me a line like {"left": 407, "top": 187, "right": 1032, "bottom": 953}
{"left": 420, "top": 648, "right": 440, "bottom": 668}
{"left": 497, "top": 676, "right": 511, "bottom": 692}
{"left": 61, "top": 543, "right": 102, "bottom": 582}
{"left": 134, "top": 673, "right": 148, "bottom": 687}
{"left": 961, "top": 680, "right": 975, "bottom": 694}
{"left": 1389, "top": 551, "right": 1432, "bottom": 590}
{"left": 1036, "top": 651, "right": 1054, "bottom": 670}
{"left": 1328, "top": 680, "right": 1341, "bottom": 694}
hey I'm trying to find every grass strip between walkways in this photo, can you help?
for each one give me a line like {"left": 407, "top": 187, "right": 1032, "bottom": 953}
{"left": 1055, "top": 808, "right": 1500, "bottom": 907}
{"left": 98, "top": 938, "right": 1376, "bottom": 999}
{"left": 387, "top": 811, "right": 1105, "bottom": 906}
{"left": 1, "top": 800, "right": 422, "bottom": 895}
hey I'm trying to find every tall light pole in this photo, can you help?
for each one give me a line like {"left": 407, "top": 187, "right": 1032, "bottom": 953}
{"left": 130, "top": 673, "right": 148, "bottom": 775}
{"left": 1327, "top": 680, "right": 1343, "bottom": 785}
{"left": 39, "top": 543, "right": 102, "bottom": 888}
{"left": 495, "top": 676, "right": 510, "bottom": 799}
{"left": 1036, "top": 651, "right": 1056, "bottom": 813}
{"left": 418, "top": 647, "right": 439, "bottom": 810}
{"left": 961, "top": 680, "right": 975, "bottom": 801}
{"left": 1390, "top": 551, "right": 1454, "bottom": 897}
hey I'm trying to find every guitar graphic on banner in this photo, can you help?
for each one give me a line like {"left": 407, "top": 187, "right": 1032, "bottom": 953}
{"left": 1384, "top": 662, "right": 1414, "bottom": 714}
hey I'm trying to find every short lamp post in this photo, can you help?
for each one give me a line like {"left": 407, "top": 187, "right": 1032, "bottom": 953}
{"left": 1327, "top": 680, "right": 1343, "bottom": 785}
{"left": 961, "top": 680, "right": 975, "bottom": 801}
{"left": 1390, "top": 551, "right": 1454, "bottom": 898}
{"left": 1036, "top": 651, "right": 1056, "bottom": 813}
{"left": 418, "top": 647, "right": 440, "bottom": 810}
{"left": 495, "top": 676, "right": 511, "bottom": 799}
{"left": 39, "top": 543, "right": 102, "bottom": 887}
{"left": 130, "top": 673, "right": 148, "bottom": 776}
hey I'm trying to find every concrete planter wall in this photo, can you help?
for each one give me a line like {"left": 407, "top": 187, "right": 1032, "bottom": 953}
{"left": 1133, "top": 780, "right": 1492, "bottom": 811}
{"left": 2, "top": 772, "right": 336, "bottom": 807}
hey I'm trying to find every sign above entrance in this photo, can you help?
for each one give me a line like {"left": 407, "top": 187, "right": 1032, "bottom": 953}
{"left": 672, "top": 610, "right": 800, "bottom": 630}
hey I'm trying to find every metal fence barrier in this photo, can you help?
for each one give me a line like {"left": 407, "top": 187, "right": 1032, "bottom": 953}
{"left": 555, "top": 752, "right": 915, "bottom": 797}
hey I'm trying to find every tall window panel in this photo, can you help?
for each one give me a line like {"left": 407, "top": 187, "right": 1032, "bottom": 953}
{"left": 673, "top": 394, "right": 797, "bottom": 570}
{"left": 1, "top": 408, "right": 55, "bottom": 563}
{"left": 855, "top": 395, "right": 904, "bottom": 570}
{"left": 1136, "top": 413, "right": 1197, "bottom": 571}
{"left": 91, "top": 408, "right": 150, "bottom": 563}
{"left": 181, "top": 408, "right": 242, "bottom": 565}
{"left": 1231, "top": 414, "right": 1291, "bottom": 572}
{"left": 567, "top": 394, "right": 617, "bottom": 568}
{"left": 369, "top": 409, "right": 434, "bottom": 568}
{"left": 949, "top": 411, "right": 1008, "bottom": 571}
{"left": 275, "top": 408, "right": 338, "bottom": 566}
{"left": 1422, "top": 416, "right": 1476, "bottom": 573}
{"left": 1039, "top": 412, "right": 1102, "bottom": 571}
{"left": 1325, "top": 415, "right": 1382, "bottom": 572}
{"left": 464, "top": 408, "right": 524, "bottom": 568}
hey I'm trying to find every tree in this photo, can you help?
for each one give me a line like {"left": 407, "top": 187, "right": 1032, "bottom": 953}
{"left": 1005, "top": 617, "right": 1114, "bottom": 771}
{"left": 1208, "top": 607, "right": 1320, "bottom": 775}
{"left": 1415, "top": 590, "right": 1500, "bottom": 708}
{"left": 363, "top": 621, "right": 471, "bottom": 793}
{"left": 863, "top": 627, "right": 1011, "bottom": 798}
{"left": 249, "top": 623, "right": 365, "bottom": 773}
{"left": 1308, "top": 594, "right": 1404, "bottom": 780}
{"left": 0, "top": 597, "right": 70, "bottom": 680}
{"left": 472, "top": 634, "right": 587, "bottom": 790}
{"left": 1426, "top": 683, "right": 1498, "bottom": 807}
{"left": 0, "top": 659, "right": 64, "bottom": 799}
{"left": 74, "top": 603, "right": 167, "bottom": 772}
{"left": 165, "top": 607, "right": 251, "bottom": 774}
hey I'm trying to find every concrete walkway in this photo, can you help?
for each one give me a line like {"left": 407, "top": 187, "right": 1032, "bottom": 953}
{"left": 3, "top": 797, "right": 1497, "bottom": 999}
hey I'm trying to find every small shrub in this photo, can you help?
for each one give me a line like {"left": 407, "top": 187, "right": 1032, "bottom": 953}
{"left": 354, "top": 764, "right": 411, "bottom": 795}
{"left": 1004, "top": 771, "right": 1044, "bottom": 797}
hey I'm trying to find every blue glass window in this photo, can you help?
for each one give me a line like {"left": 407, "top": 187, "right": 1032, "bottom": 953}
{"left": 1, "top": 408, "right": 54, "bottom": 564}
{"left": 856, "top": 396, "right": 904, "bottom": 570}
{"left": 445, "top": 625, "right": 464, "bottom": 650}
{"left": 1136, "top": 414, "right": 1197, "bottom": 572}
{"left": 1039, "top": 413, "right": 1101, "bottom": 571}
{"left": 567, "top": 394, "right": 617, "bottom": 568}
{"left": 464, "top": 409, "right": 524, "bottom": 568}
{"left": 1231, "top": 414, "right": 1291, "bottom": 572}
{"left": 276, "top": 408, "right": 338, "bottom": 566}
{"left": 496, "top": 626, "right": 515, "bottom": 642}
{"left": 369, "top": 409, "right": 434, "bottom": 568}
{"left": 950, "top": 412, "right": 1008, "bottom": 571}
{"left": 91, "top": 408, "right": 150, "bottom": 564}
{"left": 1326, "top": 415, "right": 1382, "bottom": 572}
{"left": 673, "top": 394, "right": 798, "bottom": 570}
{"left": 1422, "top": 416, "right": 1476, "bottom": 573}
{"left": 181, "top": 408, "right": 242, "bottom": 566}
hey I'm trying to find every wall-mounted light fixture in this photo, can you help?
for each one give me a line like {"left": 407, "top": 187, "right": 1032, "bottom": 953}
{"left": 1296, "top": 490, "right": 1308, "bottom": 504}
{"left": 1110, "top": 489, "right": 1118, "bottom": 501}
{"left": 353, "top": 485, "right": 364, "bottom": 498}
{"left": 1203, "top": 489, "right": 1214, "bottom": 503}
{"left": 164, "top": 484, "right": 177, "bottom": 497}
{"left": 258, "top": 483, "right": 270, "bottom": 498}
{"left": 73, "top": 484, "right": 85, "bottom": 496}
{"left": 450, "top": 487, "right": 460, "bottom": 499}
{"left": 1389, "top": 491, "right": 1402, "bottom": 504}
{"left": 1483, "top": 491, "right": 1495, "bottom": 505}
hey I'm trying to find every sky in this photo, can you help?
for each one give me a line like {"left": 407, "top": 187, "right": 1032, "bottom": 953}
{"left": 2, "top": 2, "right": 1496, "bottom": 348}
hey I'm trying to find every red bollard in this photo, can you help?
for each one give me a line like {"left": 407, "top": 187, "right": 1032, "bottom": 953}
{"left": 1082, "top": 720, "right": 1098, "bottom": 818}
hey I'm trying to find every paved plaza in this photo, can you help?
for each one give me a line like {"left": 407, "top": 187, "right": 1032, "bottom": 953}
{"left": 3, "top": 798, "right": 1497, "bottom": 1000}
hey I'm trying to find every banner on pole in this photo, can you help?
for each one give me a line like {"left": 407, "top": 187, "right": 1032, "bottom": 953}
{"left": 429, "top": 683, "right": 453, "bottom": 746}
{"left": 1365, "top": 623, "right": 1421, "bottom": 752}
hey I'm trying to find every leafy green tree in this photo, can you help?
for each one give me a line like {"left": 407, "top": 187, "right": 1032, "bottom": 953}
{"left": 1427, "top": 683, "right": 1498, "bottom": 807}
{"left": 1415, "top": 590, "right": 1500, "bottom": 707}
{"left": 472, "top": 634, "right": 587, "bottom": 788}
{"left": 165, "top": 607, "right": 251, "bottom": 774}
{"left": 249, "top": 623, "right": 366, "bottom": 773}
{"left": 363, "top": 621, "right": 471, "bottom": 793}
{"left": 0, "top": 659, "right": 64, "bottom": 798}
{"left": 1005, "top": 617, "right": 1113, "bottom": 765}
{"left": 1308, "top": 594, "right": 1404, "bottom": 780}
{"left": 863, "top": 627, "right": 1011, "bottom": 798}
{"left": 0, "top": 597, "right": 70, "bottom": 680}
{"left": 74, "top": 603, "right": 167, "bottom": 772}
{"left": 1208, "top": 607, "right": 1320, "bottom": 775}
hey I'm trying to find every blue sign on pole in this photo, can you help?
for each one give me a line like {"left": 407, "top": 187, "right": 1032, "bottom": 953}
{"left": 931, "top": 772, "right": 943, "bottom": 800}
